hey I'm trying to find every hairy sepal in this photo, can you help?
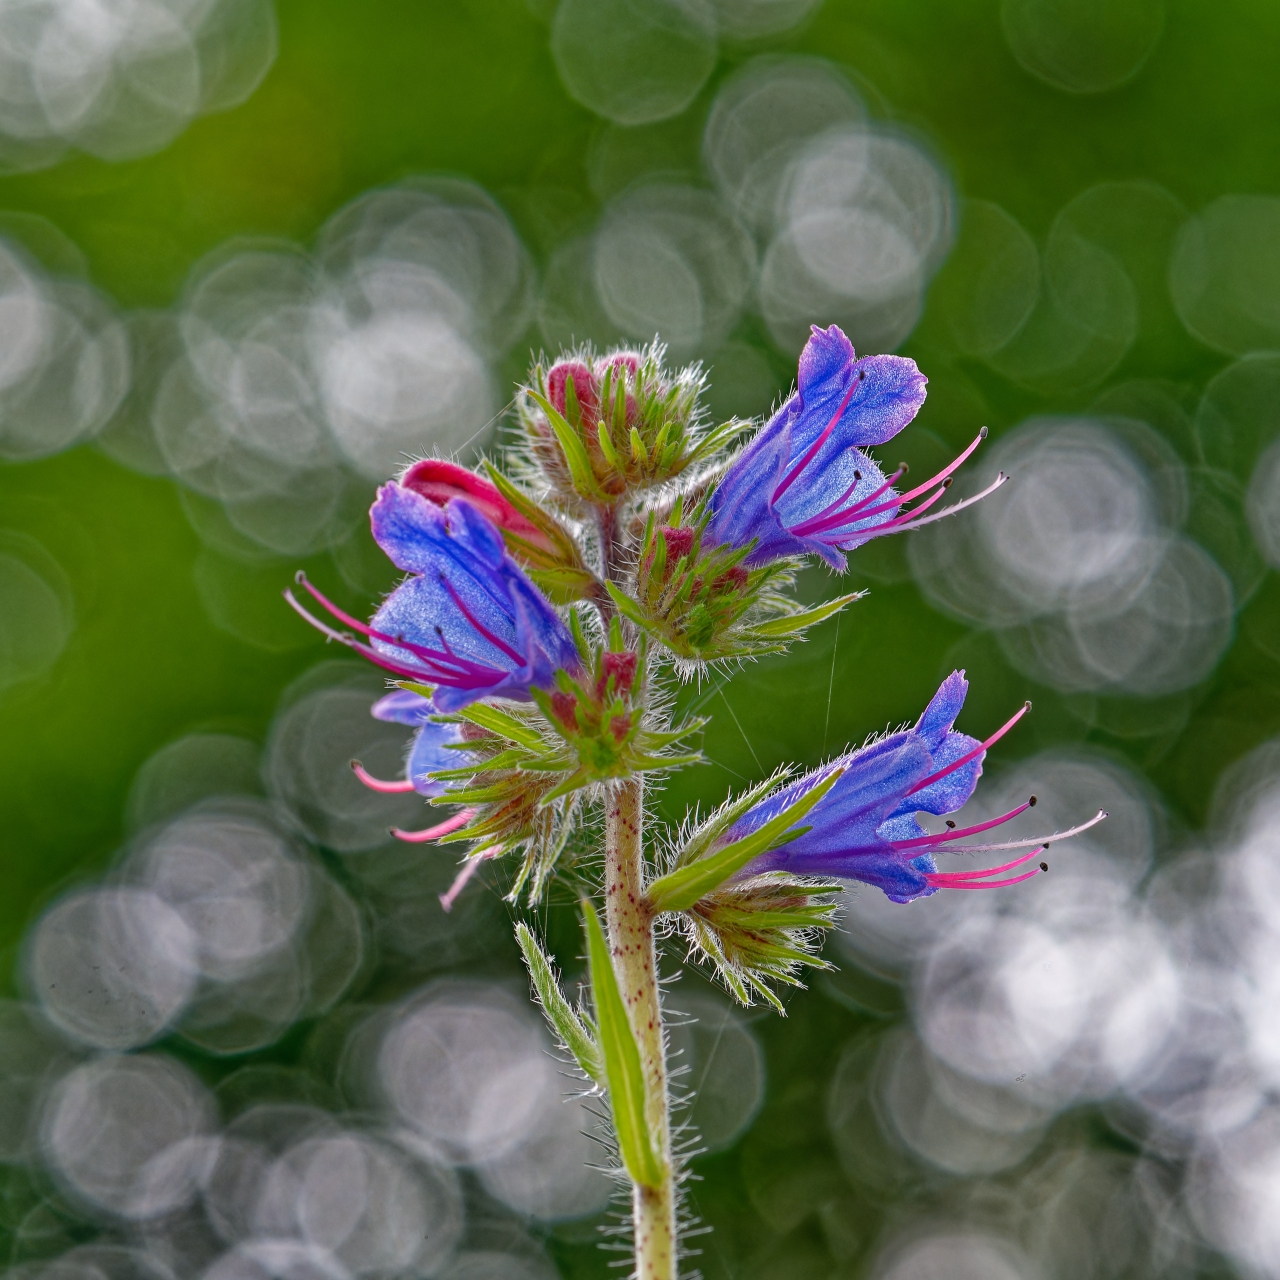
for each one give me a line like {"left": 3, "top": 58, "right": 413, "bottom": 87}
{"left": 617, "top": 516, "right": 862, "bottom": 662}
{"left": 648, "top": 767, "right": 844, "bottom": 912}
{"left": 515, "top": 922, "right": 604, "bottom": 1086}
{"left": 682, "top": 872, "right": 842, "bottom": 1012}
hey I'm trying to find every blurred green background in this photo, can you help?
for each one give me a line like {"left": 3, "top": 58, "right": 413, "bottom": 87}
{"left": 3, "top": 0, "right": 1280, "bottom": 1276}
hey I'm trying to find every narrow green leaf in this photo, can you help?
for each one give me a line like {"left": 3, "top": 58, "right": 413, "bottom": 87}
{"left": 678, "top": 771, "right": 790, "bottom": 866}
{"left": 393, "top": 680, "right": 436, "bottom": 700}
{"left": 527, "top": 390, "right": 608, "bottom": 500}
{"left": 596, "top": 423, "right": 623, "bottom": 470}
{"left": 604, "top": 581, "right": 650, "bottom": 629}
{"left": 581, "top": 899, "right": 663, "bottom": 1188}
{"left": 458, "top": 702, "right": 545, "bottom": 748}
{"left": 648, "top": 769, "right": 844, "bottom": 912}
{"left": 629, "top": 425, "right": 645, "bottom": 462}
{"left": 528, "top": 565, "right": 602, "bottom": 604}
{"left": 515, "top": 923, "right": 604, "bottom": 1086}
{"left": 749, "top": 593, "right": 862, "bottom": 638}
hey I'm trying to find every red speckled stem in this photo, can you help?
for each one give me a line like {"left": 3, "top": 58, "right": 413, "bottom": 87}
{"left": 605, "top": 775, "right": 675, "bottom": 1280}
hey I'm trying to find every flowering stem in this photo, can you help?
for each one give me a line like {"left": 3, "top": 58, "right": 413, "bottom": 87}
{"left": 605, "top": 775, "right": 676, "bottom": 1280}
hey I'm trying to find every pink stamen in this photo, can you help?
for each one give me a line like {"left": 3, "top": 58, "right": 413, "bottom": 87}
{"left": 795, "top": 474, "right": 951, "bottom": 539}
{"left": 439, "top": 845, "right": 500, "bottom": 912}
{"left": 772, "top": 376, "right": 861, "bottom": 503}
{"left": 925, "top": 867, "right": 1043, "bottom": 891}
{"left": 889, "top": 427, "right": 988, "bottom": 509}
{"left": 787, "top": 429, "right": 989, "bottom": 540}
{"left": 890, "top": 800, "right": 1034, "bottom": 851}
{"left": 906, "top": 810, "right": 1108, "bottom": 855}
{"left": 284, "top": 591, "right": 439, "bottom": 682}
{"left": 351, "top": 761, "right": 417, "bottom": 793}
{"left": 853, "top": 474, "right": 1009, "bottom": 543}
{"left": 928, "top": 846, "right": 1042, "bottom": 881}
{"left": 439, "top": 576, "right": 526, "bottom": 665}
{"left": 904, "top": 701, "right": 1031, "bottom": 798}
{"left": 391, "top": 809, "right": 477, "bottom": 843}
{"left": 786, "top": 465, "right": 905, "bottom": 539}
{"left": 294, "top": 574, "right": 502, "bottom": 681}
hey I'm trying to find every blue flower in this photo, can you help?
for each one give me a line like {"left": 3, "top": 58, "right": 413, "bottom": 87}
{"left": 705, "top": 325, "right": 1000, "bottom": 570}
{"left": 287, "top": 485, "right": 581, "bottom": 713}
{"left": 723, "top": 672, "right": 1102, "bottom": 903}
{"left": 368, "top": 689, "right": 466, "bottom": 796}
{"left": 350, "top": 689, "right": 479, "bottom": 845}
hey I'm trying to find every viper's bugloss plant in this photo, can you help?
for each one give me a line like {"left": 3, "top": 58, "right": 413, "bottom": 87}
{"left": 286, "top": 324, "right": 1103, "bottom": 1280}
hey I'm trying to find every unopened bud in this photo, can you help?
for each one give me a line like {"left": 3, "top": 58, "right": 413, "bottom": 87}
{"left": 609, "top": 713, "right": 631, "bottom": 743}
{"left": 662, "top": 526, "right": 696, "bottom": 562}
{"left": 551, "top": 691, "right": 580, "bottom": 731}
{"left": 547, "top": 361, "right": 599, "bottom": 426}
{"left": 401, "top": 459, "right": 557, "bottom": 555}
{"left": 598, "top": 651, "right": 638, "bottom": 700}
{"left": 713, "top": 565, "right": 749, "bottom": 593}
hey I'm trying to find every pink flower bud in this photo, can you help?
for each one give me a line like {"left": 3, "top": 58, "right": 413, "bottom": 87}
{"left": 547, "top": 361, "right": 599, "bottom": 425}
{"left": 597, "top": 651, "right": 637, "bottom": 700}
{"left": 400, "top": 460, "right": 557, "bottom": 556}
{"left": 551, "top": 691, "right": 580, "bottom": 731}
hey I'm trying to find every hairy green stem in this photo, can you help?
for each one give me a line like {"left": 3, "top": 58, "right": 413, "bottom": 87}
{"left": 605, "top": 775, "right": 676, "bottom": 1280}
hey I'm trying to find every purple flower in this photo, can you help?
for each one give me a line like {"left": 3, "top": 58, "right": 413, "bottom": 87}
{"left": 705, "top": 325, "right": 1003, "bottom": 570}
{"left": 723, "top": 672, "right": 1104, "bottom": 903}
{"left": 287, "top": 485, "right": 581, "bottom": 713}
{"left": 350, "top": 689, "right": 479, "bottom": 844}
{"left": 366, "top": 689, "right": 466, "bottom": 796}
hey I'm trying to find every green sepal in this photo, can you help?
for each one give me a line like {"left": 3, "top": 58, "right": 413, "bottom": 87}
{"left": 393, "top": 681, "right": 436, "bottom": 700}
{"left": 648, "top": 767, "right": 844, "bottom": 912}
{"left": 515, "top": 923, "right": 604, "bottom": 1084}
{"left": 456, "top": 703, "right": 545, "bottom": 749}
{"left": 528, "top": 565, "right": 603, "bottom": 604}
{"left": 581, "top": 899, "right": 663, "bottom": 1188}
{"left": 526, "top": 390, "right": 610, "bottom": 502}
{"left": 748, "top": 592, "right": 863, "bottom": 639}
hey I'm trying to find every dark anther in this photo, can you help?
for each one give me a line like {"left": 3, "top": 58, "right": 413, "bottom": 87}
{"left": 294, "top": 570, "right": 307, "bottom": 584}
{"left": 1028, "top": 795, "right": 1037, "bottom": 806}
{"left": 979, "top": 425, "right": 989, "bottom": 439}
{"left": 1042, "top": 842, "right": 1050, "bottom": 849}
{"left": 943, "top": 477, "right": 953, "bottom": 488}
{"left": 1039, "top": 861, "right": 1049, "bottom": 872}
{"left": 858, "top": 370, "right": 866, "bottom": 380}
{"left": 854, "top": 470, "right": 862, "bottom": 481}
{"left": 946, "top": 820, "right": 956, "bottom": 829}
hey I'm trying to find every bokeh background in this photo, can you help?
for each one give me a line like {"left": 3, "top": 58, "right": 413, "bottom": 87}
{"left": 4, "top": 0, "right": 1280, "bottom": 1277}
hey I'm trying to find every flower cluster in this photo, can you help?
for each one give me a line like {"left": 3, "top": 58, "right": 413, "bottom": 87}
{"left": 286, "top": 318, "right": 1105, "bottom": 1278}
{"left": 288, "top": 322, "right": 1097, "bottom": 937}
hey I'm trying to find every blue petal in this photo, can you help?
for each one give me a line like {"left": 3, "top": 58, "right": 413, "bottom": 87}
{"left": 372, "top": 690, "right": 436, "bottom": 725}
{"left": 791, "top": 327, "right": 927, "bottom": 454}
{"left": 915, "top": 671, "right": 969, "bottom": 751}
{"left": 407, "top": 720, "right": 467, "bottom": 796}
{"left": 704, "top": 421, "right": 798, "bottom": 565}
{"left": 369, "top": 483, "right": 452, "bottom": 576}
{"left": 888, "top": 730, "right": 983, "bottom": 819}
{"left": 372, "top": 573, "right": 519, "bottom": 677}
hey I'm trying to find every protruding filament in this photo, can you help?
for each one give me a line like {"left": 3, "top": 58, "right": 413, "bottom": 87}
{"left": 891, "top": 799, "right": 1035, "bottom": 851}
{"left": 916, "top": 809, "right": 1108, "bottom": 855}
{"left": 351, "top": 761, "right": 416, "bottom": 793}
{"left": 439, "top": 576, "right": 526, "bottom": 664}
{"left": 391, "top": 809, "right": 476, "bottom": 843}
{"left": 928, "top": 846, "right": 1043, "bottom": 882}
{"left": 439, "top": 845, "right": 500, "bottom": 912}
{"left": 926, "top": 866, "right": 1044, "bottom": 891}
{"left": 904, "top": 701, "right": 1032, "bottom": 798}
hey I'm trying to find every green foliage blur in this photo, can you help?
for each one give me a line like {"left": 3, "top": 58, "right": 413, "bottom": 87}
{"left": 3, "top": 1, "right": 1280, "bottom": 1275}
